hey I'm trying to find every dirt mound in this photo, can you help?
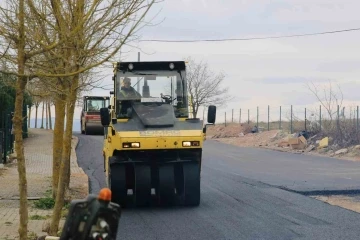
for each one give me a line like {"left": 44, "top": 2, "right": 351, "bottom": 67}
{"left": 207, "top": 123, "right": 252, "bottom": 138}
{"left": 215, "top": 130, "right": 281, "bottom": 147}
{"left": 208, "top": 124, "right": 360, "bottom": 161}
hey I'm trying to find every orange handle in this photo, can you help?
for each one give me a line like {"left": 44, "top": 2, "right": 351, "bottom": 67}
{"left": 98, "top": 188, "right": 112, "bottom": 202}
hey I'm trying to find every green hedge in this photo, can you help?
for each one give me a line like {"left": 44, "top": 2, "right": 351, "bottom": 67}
{"left": 0, "top": 72, "right": 32, "bottom": 138}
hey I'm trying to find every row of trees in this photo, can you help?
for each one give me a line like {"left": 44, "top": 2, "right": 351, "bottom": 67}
{"left": 0, "top": 0, "right": 158, "bottom": 238}
{"left": 28, "top": 98, "right": 53, "bottom": 130}
{"left": 0, "top": 2, "right": 233, "bottom": 239}
{"left": 25, "top": 57, "right": 234, "bottom": 129}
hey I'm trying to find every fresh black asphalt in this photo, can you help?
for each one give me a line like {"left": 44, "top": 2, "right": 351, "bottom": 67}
{"left": 204, "top": 140, "right": 360, "bottom": 194}
{"left": 75, "top": 133, "right": 360, "bottom": 240}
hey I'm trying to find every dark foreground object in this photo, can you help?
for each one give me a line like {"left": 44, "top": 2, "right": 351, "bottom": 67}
{"left": 60, "top": 188, "right": 121, "bottom": 240}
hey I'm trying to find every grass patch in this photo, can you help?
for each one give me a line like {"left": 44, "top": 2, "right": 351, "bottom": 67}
{"left": 29, "top": 214, "right": 47, "bottom": 220}
{"left": 34, "top": 197, "right": 55, "bottom": 210}
{"left": 33, "top": 188, "right": 74, "bottom": 212}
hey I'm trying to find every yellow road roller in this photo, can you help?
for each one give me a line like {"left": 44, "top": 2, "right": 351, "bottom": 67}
{"left": 100, "top": 61, "right": 216, "bottom": 207}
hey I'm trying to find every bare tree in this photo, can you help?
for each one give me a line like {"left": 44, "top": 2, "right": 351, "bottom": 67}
{"left": 40, "top": 101, "right": 45, "bottom": 128}
{"left": 48, "top": 99, "right": 53, "bottom": 129}
{"left": 44, "top": 0, "right": 159, "bottom": 234}
{"left": 0, "top": 1, "right": 28, "bottom": 238}
{"left": 26, "top": 79, "right": 50, "bottom": 128}
{"left": 34, "top": 100, "right": 40, "bottom": 128}
{"left": 0, "top": 0, "right": 159, "bottom": 236}
{"left": 306, "top": 80, "right": 358, "bottom": 147}
{"left": 0, "top": 1, "right": 65, "bottom": 238}
{"left": 185, "top": 57, "right": 233, "bottom": 118}
{"left": 306, "top": 80, "right": 344, "bottom": 122}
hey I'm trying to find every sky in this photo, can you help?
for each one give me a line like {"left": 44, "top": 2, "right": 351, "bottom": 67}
{"left": 33, "top": 0, "right": 360, "bottom": 124}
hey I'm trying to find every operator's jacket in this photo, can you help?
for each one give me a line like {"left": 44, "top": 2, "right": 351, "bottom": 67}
{"left": 119, "top": 87, "right": 142, "bottom": 99}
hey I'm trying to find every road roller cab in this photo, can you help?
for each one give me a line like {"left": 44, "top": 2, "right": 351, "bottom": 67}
{"left": 100, "top": 61, "right": 216, "bottom": 207}
{"left": 81, "top": 96, "right": 110, "bottom": 135}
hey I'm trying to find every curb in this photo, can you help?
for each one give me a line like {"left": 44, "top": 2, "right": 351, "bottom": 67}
{"left": 71, "top": 136, "right": 84, "bottom": 174}
{"left": 75, "top": 135, "right": 80, "bottom": 150}
{"left": 71, "top": 135, "right": 89, "bottom": 194}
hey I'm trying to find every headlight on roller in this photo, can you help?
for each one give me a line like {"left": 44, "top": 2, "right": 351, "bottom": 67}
{"left": 122, "top": 142, "right": 140, "bottom": 148}
{"left": 131, "top": 142, "right": 140, "bottom": 148}
{"left": 182, "top": 141, "right": 200, "bottom": 147}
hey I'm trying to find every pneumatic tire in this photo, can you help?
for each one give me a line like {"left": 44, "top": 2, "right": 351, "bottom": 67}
{"left": 157, "top": 164, "right": 176, "bottom": 206}
{"left": 109, "top": 162, "right": 127, "bottom": 207}
{"left": 183, "top": 162, "right": 200, "bottom": 206}
{"left": 134, "top": 164, "right": 152, "bottom": 207}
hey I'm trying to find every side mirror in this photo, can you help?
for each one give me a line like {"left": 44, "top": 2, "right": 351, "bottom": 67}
{"left": 207, "top": 105, "right": 216, "bottom": 124}
{"left": 100, "top": 108, "right": 110, "bottom": 126}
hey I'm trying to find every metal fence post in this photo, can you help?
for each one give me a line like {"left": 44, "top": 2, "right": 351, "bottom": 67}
{"left": 0, "top": 130, "right": 3, "bottom": 164}
{"left": 279, "top": 106, "right": 282, "bottom": 130}
{"left": 267, "top": 105, "right": 270, "bottom": 131}
{"left": 319, "top": 105, "right": 322, "bottom": 132}
{"left": 337, "top": 105, "right": 340, "bottom": 133}
{"left": 248, "top": 109, "right": 250, "bottom": 124}
{"left": 305, "top": 107, "right": 307, "bottom": 131}
{"left": 0, "top": 111, "right": 3, "bottom": 164}
{"left": 3, "top": 112, "right": 8, "bottom": 164}
{"left": 257, "top": 106, "right": 259, "bottom": 128}
{"left": 290, "top": 105, "right": 293, "bottom": 134}
{"left": 9, "top": 112, "right": 13, "bottom": 154}
{"left": 357, "top": 105, "right": 359, "bottom": 135}
{"left": 239, "top": 108, "right": 241, "bottom": 124}
{"left": 225, "top": 112, "right": 227, "bottom": 127}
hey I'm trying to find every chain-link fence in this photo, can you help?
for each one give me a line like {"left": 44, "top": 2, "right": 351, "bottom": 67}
{"left": 203, "top": 104, "right": 360, "bottom": 147}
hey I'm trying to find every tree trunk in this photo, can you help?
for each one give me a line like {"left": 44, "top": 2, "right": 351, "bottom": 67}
{"left": 45, "top": 101, "right": 48, "bottom": 130}
{"left": 27, "top": 106, "right": 31, "bottom": 128}
{"left": 64, "top": 100, "right": 73, "bottom": 188}
{"left": 192, "top": 102, "right": 197, "bottom": 118}
{"left": 15, "top": 0, "right": 29, "bottom": 238}
{"left": 41, "top": 101, "right": 44, "bottom": 129}
{"left": 48, "top": 101, "right": 52, "bottom": 130}
{"left": 14, "top": 79, "right": 29, "bottom": 240}
{"left": 50, "top": 77, "right": 78, "bottom": 235}
{"left": 52, "top": 95, "right": 66, "bottom": 198}
{"left": 35, "top": 105, "right": 38, "bottom": 128}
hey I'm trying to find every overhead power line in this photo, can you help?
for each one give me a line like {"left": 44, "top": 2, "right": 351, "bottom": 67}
{"left": 139, "top": 27, "right": 360, "bottom": 43}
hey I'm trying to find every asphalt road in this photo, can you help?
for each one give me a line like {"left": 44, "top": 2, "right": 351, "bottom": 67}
{"left": 75, "top": 133, "right": 360, "bottom": 240}
{"left": 204, "top": 140, "right": 360, "bottom": 193}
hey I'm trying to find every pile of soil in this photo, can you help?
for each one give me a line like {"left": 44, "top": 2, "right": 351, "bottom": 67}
{"left": 207, "top": 123, "right": 253, "bottom": 138}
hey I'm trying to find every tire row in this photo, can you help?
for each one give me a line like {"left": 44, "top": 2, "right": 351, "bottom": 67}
{"left": 108, "top": 160, "right": 200, "bottom": 208}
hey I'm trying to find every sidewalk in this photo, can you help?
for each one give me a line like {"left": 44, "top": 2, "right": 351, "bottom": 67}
{"left": 0, "top": 128, "right": 89, "bottom": 239}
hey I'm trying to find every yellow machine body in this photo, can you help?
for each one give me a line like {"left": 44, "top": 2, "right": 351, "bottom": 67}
{"left": 100, "top": 61, "right": 216, "bottom": 207}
